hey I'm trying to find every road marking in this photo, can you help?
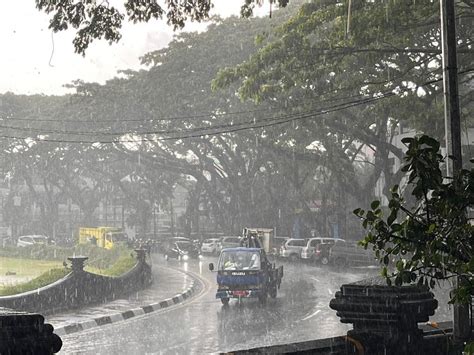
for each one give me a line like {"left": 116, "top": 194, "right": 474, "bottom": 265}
{"left": 328, "top": 288, "right": 333, "bottom": 295}
{"left": 301, "top": 309, "right": 321, "bottom": 321}
{"left": 311, "top": 276, "right": 320, "bottom": 282}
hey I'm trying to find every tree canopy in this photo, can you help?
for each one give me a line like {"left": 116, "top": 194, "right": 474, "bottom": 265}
{"left": 35, "top": 0, "right": 290, "bottom": 54}
{"left": 4, "top": 0, "right": 472, "bottom": 241}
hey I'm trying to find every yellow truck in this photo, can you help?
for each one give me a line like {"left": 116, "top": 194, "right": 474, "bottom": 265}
{"left": 78, "top": 227, "right": 128, "bottom": 249}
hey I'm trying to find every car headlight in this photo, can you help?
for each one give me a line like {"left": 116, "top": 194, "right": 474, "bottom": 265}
{"left": 182, "top": 255, "right": 189, "bottom": 261}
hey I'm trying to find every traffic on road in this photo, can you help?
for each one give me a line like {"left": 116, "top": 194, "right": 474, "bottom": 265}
{"left": 59, "top": 252, "right": 380, "bottom": 354}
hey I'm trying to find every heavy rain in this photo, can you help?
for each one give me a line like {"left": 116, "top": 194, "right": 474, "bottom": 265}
{"left": 0, "top": 1, "right": 472, "bottom": 354}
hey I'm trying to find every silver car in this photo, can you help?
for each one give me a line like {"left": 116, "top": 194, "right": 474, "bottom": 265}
{"left": 200, "top": 238, "right": 221, "bottom": 255}
{"left": 17, "top": 235, "right": 50, "bottom": 247}
{"left": 279, "top": 238, "right": 307, "bottom": 261}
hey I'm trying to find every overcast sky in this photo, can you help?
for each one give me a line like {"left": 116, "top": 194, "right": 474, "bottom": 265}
{"left": 0, "top": 2, "right": 252, "bottom": 96}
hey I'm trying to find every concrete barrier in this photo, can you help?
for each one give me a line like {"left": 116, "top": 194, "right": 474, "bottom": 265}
{"left": 0, "top": 249, "right": 152, "bottom": 314}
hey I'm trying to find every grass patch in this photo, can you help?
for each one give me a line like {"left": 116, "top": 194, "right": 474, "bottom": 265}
{"left": 0, "top": 244, "right": 138, "bottom": 295}
{"left": 0, "top": 268, "right": 70, "bottom": 296}
{"left": 0, "top": 257, "right": 62, "bottom": 278}
{"left": 86, "top": 255, "right": 137, "bottom": 277}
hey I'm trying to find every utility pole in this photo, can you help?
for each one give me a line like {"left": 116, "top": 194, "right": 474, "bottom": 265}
{"left": 439, "top": 0, "right": 470, "bottom": 343}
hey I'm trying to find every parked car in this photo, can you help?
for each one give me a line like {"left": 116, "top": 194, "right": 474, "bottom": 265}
{"left": 279, "top": 238, "right": 307, "bottom": 261}
{"left": 271, "top": 236, "right": 289, "bottom": 255}
{"left": 17, "top": 235, "right": 53, "bottom": 247}
{"left": 164, "top": 240, "right": 201, "bottom": 261}
{"left": 219, "top": 236, "right": 242, "bottom": 250}
{"left": 301, "top": 237, "right": 345, "bottom": 264}
{"left": 200, "top": 238, "right": 221, "bottom": 255}
{"left": 329, "top": 240, "right": 376, "bottom": 267}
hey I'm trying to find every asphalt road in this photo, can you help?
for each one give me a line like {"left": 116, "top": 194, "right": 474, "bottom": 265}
{"left": 59, "top": 254, "right": 451, "bottom": 354}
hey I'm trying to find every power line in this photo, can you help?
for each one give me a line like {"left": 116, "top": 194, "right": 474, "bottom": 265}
{"left": 1, "top": 68, "right": 472, "bottom": 144}
{"left": 0, "top": 91, "right": 397, "bottom": 144}
{"left": 0, "top": 89, "right": 378, "bottom": 125}
{"left": 0, "top": 94, "right": 391, "bottom": 137}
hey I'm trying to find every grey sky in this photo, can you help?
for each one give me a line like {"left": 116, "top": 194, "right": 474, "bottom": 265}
{"left": 0, "top": 2, "right": 251, "bottom": 96}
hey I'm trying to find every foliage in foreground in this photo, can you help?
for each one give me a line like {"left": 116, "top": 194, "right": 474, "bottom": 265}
{"left": 355, "top": 135, "right": 473, "bottom": 304}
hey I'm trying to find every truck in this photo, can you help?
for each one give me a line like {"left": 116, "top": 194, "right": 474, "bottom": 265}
{"left": 78, "top": 227, "right": 128, "bottom": 249}
{"left": 242, "top": 227, "right": 284, "bottom": 255}
{"left": 209, "top": 233, "right": 284, "bottom": 305}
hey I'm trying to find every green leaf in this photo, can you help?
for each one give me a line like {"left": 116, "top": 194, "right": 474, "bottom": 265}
{"left": 371, "top": 200, "right": 380, "bottom": 210}
{"left": 387, "top": 210, "right": 397, "bottom": 226}
{"left": 391, "top": 223, "right": 402, "bottom": 232}
{"left": 427, "top": 223, "right": 436, "bottom": 234}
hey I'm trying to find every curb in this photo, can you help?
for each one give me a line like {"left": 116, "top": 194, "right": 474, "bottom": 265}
{"left": 53, "top": 275, "right": 197, "bottom": 336}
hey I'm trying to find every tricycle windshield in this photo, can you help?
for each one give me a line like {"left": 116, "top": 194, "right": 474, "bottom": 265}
{"left": 218, "top": 250, "right": 261, "bottom": 271}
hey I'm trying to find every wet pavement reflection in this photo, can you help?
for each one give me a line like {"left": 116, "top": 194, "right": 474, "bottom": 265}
{"left": 59, "top": 254, "right": 450, "bottom": 354}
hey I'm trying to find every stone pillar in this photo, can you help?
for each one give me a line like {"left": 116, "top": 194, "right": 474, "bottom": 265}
{"left": 0, "top": 307, "right": 62, "bottom": 354}
{"left": 134, "top": 249, "right": 147, "bottom": 264}
{"left": 67, "top": 256, "right": 89, "bottom": 273}
{"left": 134, "top": 249, "right": 152, "bottom": 287}
{"left": 330, "top": 276, "right": 438, "bottom": 355}
{"left": 67, "top": 256, "right": 89, "bottom": 306}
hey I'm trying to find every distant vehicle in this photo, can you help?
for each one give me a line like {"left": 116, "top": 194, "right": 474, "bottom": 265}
{"left": 301, "top": 237, "right": 345, "bottom": 264}
{"left": 329, "top": 240, "right": 376, "bottom": 267}
{"left": 209, "top": 246, "right": 283, "bottom": 305}
{"left": 164, "top": 240, "right": 201, "bottom": 261}
{"left": 200, "top": 238, "right": 221, "bottom": 255}
{"left": 78, "top": 227, "right": 128, "bottom": 249}
{"left": 170, "top": 236, "right": 192, "bottom": 243}
{"left": 219, "top": 236, "right": 242, "bottom": 250}
{"left": 242, "top": 228, "right": 281, "bottom": 255}
{"left": 17, "top": 235, "right": 52, "bottom": 248}
{"left": 272, "top": 236, "right": 289, "bottom": 255}
{"left": 279, "top": 238, "right": 307, "bottom": 261}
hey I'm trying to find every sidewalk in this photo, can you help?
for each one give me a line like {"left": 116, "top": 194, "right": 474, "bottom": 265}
{"left": 46, "top": 262, "right": 197, "bottom": 336}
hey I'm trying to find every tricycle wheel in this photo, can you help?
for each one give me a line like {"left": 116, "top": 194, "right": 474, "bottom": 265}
{"left": 221, "top": 298, "right": 229, "bottom": 306}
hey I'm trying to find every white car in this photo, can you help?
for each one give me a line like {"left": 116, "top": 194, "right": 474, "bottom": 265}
{"left": 17, "top": 235, "right": 51, "bottom": 247}
{"left": 200, "top": 238, "right": 221, "bottom": 255}
{"left": 279, "top": 238, "right": 307, "bottom": 261}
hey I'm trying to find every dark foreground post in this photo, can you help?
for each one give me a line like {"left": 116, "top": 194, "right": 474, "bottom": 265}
{"left": 330, "top": 276, "right": 438, "bottom": 355}
{"left": 0, "top": 307, "right": 62, "bottom": 354}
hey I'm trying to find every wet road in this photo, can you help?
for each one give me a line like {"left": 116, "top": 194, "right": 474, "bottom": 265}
{"left": 59, "top": 254, "right": 451, "bottom": 354}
